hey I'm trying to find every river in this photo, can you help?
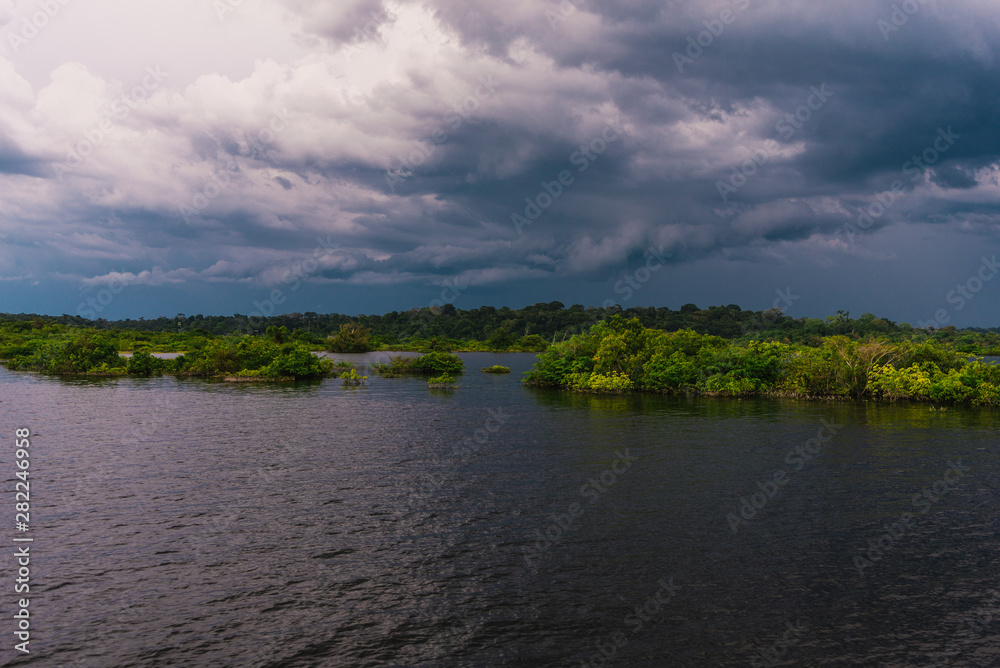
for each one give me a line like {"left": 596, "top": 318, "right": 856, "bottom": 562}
{"left": 1, "top": 352, "right": 997, "bottom": 666}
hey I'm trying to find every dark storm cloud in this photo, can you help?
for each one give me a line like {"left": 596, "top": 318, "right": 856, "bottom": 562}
{"left": 1, "top": 0, "right": 999, "bottom": 322}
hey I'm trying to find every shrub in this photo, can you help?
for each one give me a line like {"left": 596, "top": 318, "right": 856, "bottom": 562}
{"left": 868, "top": 363, "right": 934, "bottom": 400}
{"left": 370, "top": 352, "right": 464, "bottom": 375}
{"left": 428, "top": 373, "right": 458, "bottom": 388}
{"left": 127, "top": 349, "right": 158, "bottom": 376}
{"left": 411, "top": 352, "right": 464, "bottom": 373}
{"left": 341, "top": 368, "right": 367, "bottom": 386}
{"left": 586, "top": 371, "right": 634, "bottom": 393}
{"left": 261, "top": 345, "right": 331, "bottom": 379}
{"left": 481, "top": 365, "right": 511, "bottom": 374}
{"left": 327, "top": 323, "right": 373, "bottom": 353}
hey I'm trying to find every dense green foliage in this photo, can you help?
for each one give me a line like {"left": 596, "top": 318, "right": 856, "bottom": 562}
{"left": 369, "top": 352, "right": 465, "bottom": 376}
{"left": 327, "top": 323, "right": 374, "bottom": 353}
{"left": 2, "top": 308, "right": 998, "bottom": 398}
{"left": 4, "top": 302, "right": 1000, "bottom": 354}
{"left": 481, "top": 365, "right": 511, "bottom": 374}
{"left": 524, "top": 316, "right": 1000, "bottom": 405}
{"left": 0, "top": 323, "right": 332, "bottom": 380}
{"left": 427, "top": 373, "right": 458, "bottom": 387}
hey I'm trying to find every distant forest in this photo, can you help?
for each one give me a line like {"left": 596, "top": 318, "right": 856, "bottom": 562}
{"left": 2, "top": 302, "right": 998, "bottom": 351}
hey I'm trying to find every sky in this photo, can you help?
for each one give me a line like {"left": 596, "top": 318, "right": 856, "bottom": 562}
{"left": 0, "top": 0, "right": 999, "bottom": 326}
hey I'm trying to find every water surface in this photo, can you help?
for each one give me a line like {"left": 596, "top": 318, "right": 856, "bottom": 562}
{"left": 1, "top": 353, "right": 997, "bottom": 667}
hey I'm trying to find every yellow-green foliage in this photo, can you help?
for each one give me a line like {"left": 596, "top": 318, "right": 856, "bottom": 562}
{"left": 524, "top": 315, "right": 1000, "bottom": 405}
{"left": 564, "top": 371, "right": 633, "bottom": 393}
{"left": 341, "top": 368, "right": 367, "bottom": 386}
{"left": 868, "top": 363, "right": 935, "bottom": 400}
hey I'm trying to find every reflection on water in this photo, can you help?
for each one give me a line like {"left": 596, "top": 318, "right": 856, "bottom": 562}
{"left": 0, "top": 353, "right": 997, "bottom": 667}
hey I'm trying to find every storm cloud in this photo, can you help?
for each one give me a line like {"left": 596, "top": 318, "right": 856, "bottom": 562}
{"left": 0, "top": 0, "right": 998, "bottom": 324}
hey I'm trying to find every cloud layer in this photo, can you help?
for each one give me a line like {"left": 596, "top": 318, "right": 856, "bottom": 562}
{"left": 1, "top": 0, "right": 999, "bottom": 323}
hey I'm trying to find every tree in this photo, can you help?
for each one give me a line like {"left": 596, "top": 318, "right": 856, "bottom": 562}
{"left": 327, "top": 323, "right": 373, "bottom": 353}
{"left": 266, "top": 325, "right": 289, "bottom": 344}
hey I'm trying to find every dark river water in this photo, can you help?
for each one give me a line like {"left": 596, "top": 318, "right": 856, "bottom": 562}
{"left": 1, "top": 352, "right": 998, "bottom": 667}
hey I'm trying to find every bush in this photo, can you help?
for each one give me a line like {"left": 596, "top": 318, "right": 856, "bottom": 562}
{"left": 428, "top": 373, "right": 458, "bottom": 388}
{"left": 411, "top": 352, "right": 464, "bottom": 373}
{"left": 127, "top": 349, "right": 158, "bottom": 376}
{"left": 586, "top": 371, "right": 634, "bottom": 393}
{"left": 481, "top": 365, "right": 511, "bottom": 374}
{"left": 370, "top": 352, "right": 464, "bottom": 375}
{"left": 261, "top": 345, "right": 331, "bottom": 379}
{"left": 327, "top": 323, "right": 373, "bottom": 353}
{"left": 341, "top": 368, "right": 367, "bottom": 386}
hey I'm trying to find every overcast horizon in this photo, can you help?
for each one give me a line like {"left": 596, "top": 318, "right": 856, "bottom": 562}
{"left": 1, "top": 0, "right": 999, "bottom": 326}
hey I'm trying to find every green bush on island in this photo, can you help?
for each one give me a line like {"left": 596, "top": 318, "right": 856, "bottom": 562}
{"left": 427, "top": 373, "right": 458, "bottom": 388}
{"left": 523, "top": 315, "right": 1000, "bottom": 405}
{"left": 481, "top": 365, "right": 511, "bottom": 374}
{"left": 370, "top": 352, "right": 464, "bottom": 376}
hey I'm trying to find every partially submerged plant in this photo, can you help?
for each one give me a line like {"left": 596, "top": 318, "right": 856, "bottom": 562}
{"left": 427, "top": 373, "right": 458, "bottom": 388}
{"left": 341, "top": 368, "right": 368, "bottom": 386}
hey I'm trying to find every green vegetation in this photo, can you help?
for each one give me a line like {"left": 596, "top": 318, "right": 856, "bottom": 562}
{"left": 523, "top": 315, "right": 1000, "bottom": 406}
{"left": 369, "top": 352, "right": 465, "bottom": 376}
{"left": 340, "top": 368, "right": 367, "bottom": 386}
{"left": 1, "top": 309, "right": 998, "bottom": 401}
{"left": 481, "top": 365, "right": 511, "bottom": 374}
{"left": 327, "top": 323, "right": 374, "bottom": 353}
{"left": 6, "top": 302, "right": 1000, "bottom": 354}
{"left": 427, "top": 373, "right": 458, "bottom": 388}
{"left": 0, "top": 323, "right": 332, "bottom": 380}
